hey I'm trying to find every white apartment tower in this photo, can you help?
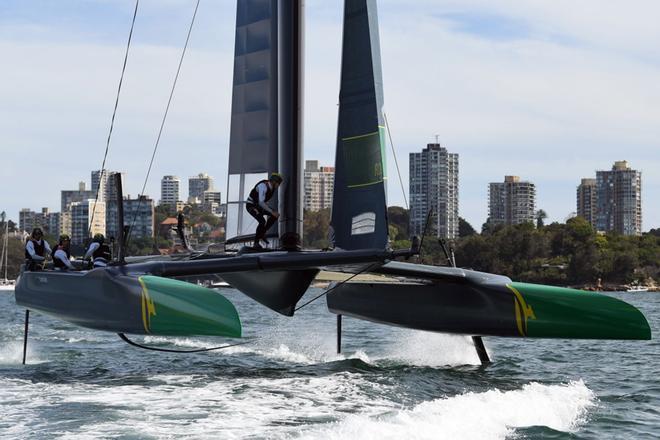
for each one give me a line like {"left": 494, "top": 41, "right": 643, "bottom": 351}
{"left": 303, "top": 160, "right": 335, "bottom": 211}
{"left": 409, "top": 144, "right": 459, "bottom": 239}
{"left": 160, "top": 175, "right": 181, "bottom": 206}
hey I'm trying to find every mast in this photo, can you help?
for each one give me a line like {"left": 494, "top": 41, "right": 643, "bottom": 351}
{"left": 1, "top": 212, "right": 7, "bottom": 282}
{"left": 114, "top": 173, "right": 126, "bottom": 263}
{"left": 278, "top": 0, "right": 304, "bottom": 250}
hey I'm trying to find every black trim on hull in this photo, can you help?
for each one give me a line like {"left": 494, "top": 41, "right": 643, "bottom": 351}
{"left": 326, "top": 281, "right": 520, "bottom": 337}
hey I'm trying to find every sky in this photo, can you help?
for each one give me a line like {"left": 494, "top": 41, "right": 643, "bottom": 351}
{"left": 1, "top": 0, "right": 658, "bottom": 231}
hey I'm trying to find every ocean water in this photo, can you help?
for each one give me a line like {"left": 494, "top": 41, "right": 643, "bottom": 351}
{"left": 0, "top": 288, "right": 658, "bottom": 439}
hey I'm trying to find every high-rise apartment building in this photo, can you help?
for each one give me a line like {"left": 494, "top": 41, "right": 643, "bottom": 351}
{"left": 91, "top": 170, "right": 124, "bottom": 204}
{"left": 19, "top": 208, "right": 37, "bottom": 233}
{"left": 107, "top": 195, "right": 155, "bottom": 240}
{"left": 409, "top": 144, "right": 459, "bottom": 239}
{"left": 202, "top": 190, "right": 222, "bottom": 215}
{"left": 70, "top": 200, "right": 105, "bottom": 245}
{"left": 596, "top": 161, "right": 642, "bottom": 236}
{"left": 488, "top": 176, "right": 536, "bottom": 226}
{"left": 160, "top": 175, "right": 181, "bottom": 206}
{"left": 19, "top": 208, "right": 63, "bottom": 235}
{"left": 60, "top": 211, "right": 71, "bottom": 236}
{"left": 189, "top": 173, "right": 214, "bottom": 201}
{"left": 303, "top": 160, "right": 335, "bottom": 212}
{"left": 576, "top": 178, "right": 597, "bottom": 229}
{"left": 43, "top": 210, "right": 61, "bottom": 237}
{"left": 61, "top": 182, "right": 95, "bottom": 212}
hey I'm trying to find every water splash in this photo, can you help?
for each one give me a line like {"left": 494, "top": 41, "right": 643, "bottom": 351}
{"left": 0, "top": 340, "right": 47, "bottom": 365}
{"left": 380, "top": 330, "right": 483, "bottom": 367}
{"left": 302, "top": 380, "right": 596, "bottom": 440}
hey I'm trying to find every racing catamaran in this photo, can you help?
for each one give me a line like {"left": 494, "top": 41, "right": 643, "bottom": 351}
{"left": 14, "top": 0, "right": 651, "bottom": 365}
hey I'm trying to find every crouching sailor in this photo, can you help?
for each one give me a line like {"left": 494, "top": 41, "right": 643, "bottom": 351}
{"left": 245, "top": 172, "right": 282, "bottom": 249}
{"left": 52, "top": 235, "right": 75, "bottom": 271}
{"left": 25, "top": 227, "right": 51, "bottom": 271}
{"left": 84, "top": 233, "right": 111, "bottom": 268}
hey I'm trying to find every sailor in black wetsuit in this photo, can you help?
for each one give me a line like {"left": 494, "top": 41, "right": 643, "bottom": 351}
{"left": 246, "top": 173, "right": 282, "bottom": 249}
{"left": 25, "top": 228, "right": 51, "bottom": 271}
{"left": 52, "top": 235, "right": 75, "bottom": 271}
{"left": 83, "top": 233, "right": 112, "bottom": 268}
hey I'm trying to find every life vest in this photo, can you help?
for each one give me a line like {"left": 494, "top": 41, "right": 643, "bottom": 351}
{"left": 248, "top": 180, "right": 274, "bottom": 204}
{"left": 93, "top": 243, "right": 112, "bottom": 261}
{"left": 25, "top": 239, "right": 45, "bottom": 260}
{"left": 52, "top": 245, "right": 71, "bottom": 269}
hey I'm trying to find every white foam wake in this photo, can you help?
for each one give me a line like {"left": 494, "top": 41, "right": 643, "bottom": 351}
{"left": 301, "top": 380, "right": 596, "bottom": 440}
{"left": 142, "top": 336, "right": 371, "bottom": 365}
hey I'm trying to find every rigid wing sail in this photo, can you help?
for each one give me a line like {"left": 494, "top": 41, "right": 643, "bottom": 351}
{"left": 14, "top": 0, "right": 651, "bottom": 363}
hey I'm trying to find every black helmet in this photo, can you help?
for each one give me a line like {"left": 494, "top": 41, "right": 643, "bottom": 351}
{"left": 269, "top": 172, "right": 283, "bottom": 184}
{"left": 59, "top": 234, "right": 71, "bottom": 244}
{"left": 31, "top": 227, "right": 43, "bottom": 238}
{"left": 93, "top": 233, "right": 105, "bottom": 243}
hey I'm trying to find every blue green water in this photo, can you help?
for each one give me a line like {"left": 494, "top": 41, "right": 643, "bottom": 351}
{"left": 0, "top": 288, "right": 658, "bottom": 439}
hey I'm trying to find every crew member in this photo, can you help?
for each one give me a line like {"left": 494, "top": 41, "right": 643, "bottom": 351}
{"left": 52, "top": 235, "right": 75, "bottom": 271}
{"left": 246, "top": 172, "right": 282, "bottom": 249}
{"left": 25, "top": 228, "right": 51, "bottom": 271}
{"left": 83, "top": 233, "right": 112, "bottom": 268}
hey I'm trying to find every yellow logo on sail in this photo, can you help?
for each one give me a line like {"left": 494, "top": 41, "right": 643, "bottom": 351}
{"left": 139, "top": 277, "right": 157, "bottom": 333}
{"left": 507, "top": 285, "right": 536, "bottom": 336}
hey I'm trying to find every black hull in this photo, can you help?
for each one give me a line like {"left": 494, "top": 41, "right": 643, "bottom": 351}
{"left": 327, "top": 262, "right": 651, "bottom": 340}
{"left": 15, "top": 269, "right": 144, "bottom": 333}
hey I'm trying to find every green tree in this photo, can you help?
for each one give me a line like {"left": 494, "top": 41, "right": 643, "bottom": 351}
{"left": 303, "top": 208, "right": 331, "bottom": 248}
{"left": 387, "top": 206, "right": 409, "bottom": 240}
{"left": 458, "top": 217, "right": 477, "bottom": 237}
{"left": 1, "top": 235, "right": 26, "bottom": 279}
{"left": 536, "top": 209, "right": 547, "bottom": 229}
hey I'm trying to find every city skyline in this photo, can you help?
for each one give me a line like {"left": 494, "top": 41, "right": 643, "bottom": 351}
{"left": 1, "top": 1, "right": 658, "bottom": 230}
{"left": 11, "top": 159, "right": 652, "bottom": 237}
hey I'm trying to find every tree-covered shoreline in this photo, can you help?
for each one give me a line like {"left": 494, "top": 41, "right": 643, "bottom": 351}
{"left": 304, "top": 207, "right": 660, "bottom": 289}
{"left": 3, "top": 207, "right": 658, "bottom": 289}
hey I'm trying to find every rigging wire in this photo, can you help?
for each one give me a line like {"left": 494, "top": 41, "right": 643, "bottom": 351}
{"left": 416, "top": 208, "right": 434, "bottom": 262}
{"left": 294, "top": 262, "right": 381, "bottom": 312}
{"left": 383, "top": 112, "right": 409, "bottom": 210}
{"left": 118, "top": 333, "right": 255, "bottom": 353}
{"left": 88, "top": 0, "right": 140, "bottom": 238}
{"left": 126, "top": 0, "right": 201, "bottom": 245}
